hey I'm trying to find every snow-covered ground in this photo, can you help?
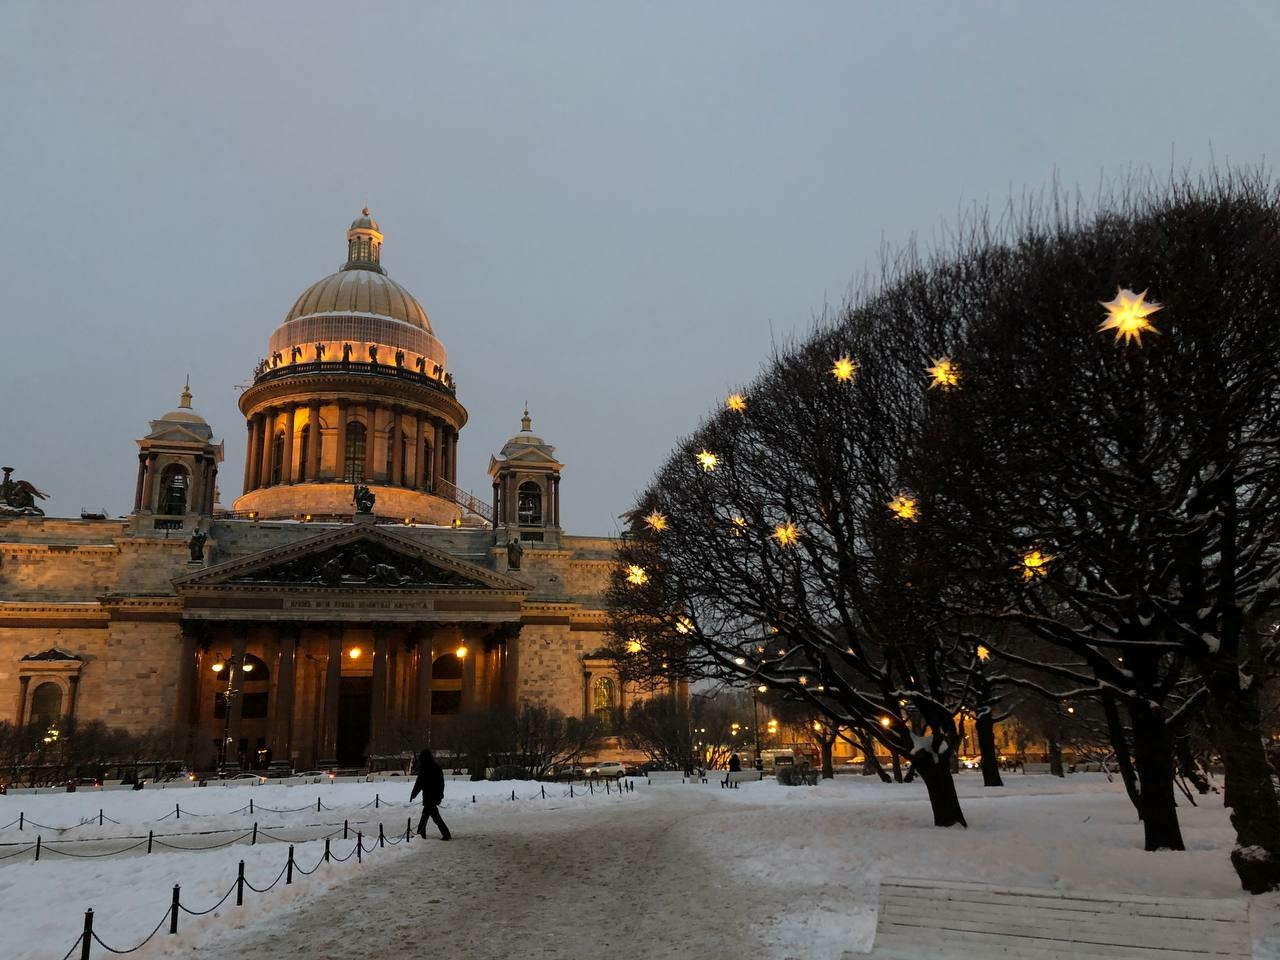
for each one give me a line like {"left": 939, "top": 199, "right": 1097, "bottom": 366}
{"left": 3, "top": 772, "right": 1277, "bottom": 959}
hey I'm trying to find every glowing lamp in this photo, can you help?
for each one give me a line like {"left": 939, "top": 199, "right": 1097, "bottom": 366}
{"left": 976, "top": 645, "right": 990, "bottom": 662}
{"left": 211, "top": 661, "right": 225, "bottom": 673}
{"left": 757, "top": 685, "right": 767, "bottom": 693}
{"left": 880, "top": 716, "right": 893, "bottom": 728}
{"left": 643, "top": 510, "right": 668, "bottom": 532}
{"left": 734, "top": 656, "right": 746, "bottom": 666}
{"left": 926, "top": 357, "right": 959, "bottom": 390}
{"left": 347, "top": 647, "right": 362, "bottom": 660}
{"left": 242, "top": 662, "right": 253, "bottom": 673}
{"left": 675, "top": 616, "right": 693, "bottom": 634}
{"left": 831, "top": 356, "right": 857, "bottom": 382}
{"left": 1019, "top": 549, "right": 1052, "bottom": 580}
{"left": 1099, "top": 287, "right": 1162, "bottom": 346}
{"left": 798, "top": 675, "right": 809, "bottom": 686}
{"left": 813, "top": 721, "right": 822, "bottom": 731}
{"left": 626, "top": 639, "right": 643, "bottom": 654}
{"left": 773, "top": 521, "right": 800, "bottom": 548}
{"left": 888, "top": 493, "right": 919, "bottom": 521}
{"left": 455, "top": 643, "right": 468, "bottom": 659}
{"left": 726, "top": 393, "right": 747, "bottom": 413}
{"left": 625, "top": 564, "right": 649, "bottom": 586}
{"left": 696, "top": 450, "right": 719, "bottom": 472}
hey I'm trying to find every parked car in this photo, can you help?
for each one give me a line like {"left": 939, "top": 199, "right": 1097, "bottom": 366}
{"left": 226, "top": 772, "right": 267, "bottom": 783}
{"left": 584, "top": 761, "right": 627, "bottom": 780}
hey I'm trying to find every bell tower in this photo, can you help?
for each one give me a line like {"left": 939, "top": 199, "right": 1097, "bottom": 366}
{"left": 488, "top": 408, "right": 563, "bottom": 545}
{"left": 132, "top": 384, "right": 224, "bottom": 527}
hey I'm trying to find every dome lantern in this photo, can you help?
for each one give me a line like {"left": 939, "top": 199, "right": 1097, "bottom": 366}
{"left": 344, "top": 207, "right": 384, "bottom": 274}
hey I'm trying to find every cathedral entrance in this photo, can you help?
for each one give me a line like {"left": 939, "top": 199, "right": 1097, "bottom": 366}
{"left": 336, "top": 675, "right": 372, "bottom": 766}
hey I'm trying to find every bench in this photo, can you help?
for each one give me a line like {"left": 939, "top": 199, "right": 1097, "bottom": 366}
{"left": 869, "top": 877, "right": 1251, "bottom": 959}
{"left": 721, "top": 770, "right": 762, "bottom": 788}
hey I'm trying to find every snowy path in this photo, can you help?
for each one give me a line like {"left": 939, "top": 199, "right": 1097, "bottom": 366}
{"left": 185, "top": 790, "right": 771, "bottom": 960}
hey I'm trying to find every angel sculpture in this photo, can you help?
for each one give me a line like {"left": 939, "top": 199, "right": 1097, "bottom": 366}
{"left": 0, "top": 467, "right": 48, "bottom": 515}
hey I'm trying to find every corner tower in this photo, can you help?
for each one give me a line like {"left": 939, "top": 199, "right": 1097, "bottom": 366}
{"left": 233, "top": 210, "right": 468, "bottom": 522}
{"left": 132, "top": 384, "right": 224, "bottom": 527}
{"left": 488, "top": 409, "right": 563, "bottom": 545}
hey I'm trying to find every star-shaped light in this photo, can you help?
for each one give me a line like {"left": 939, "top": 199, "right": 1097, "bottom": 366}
{"left": 1099, "top": 287, "right": 1162, "bottom": 346}
{"left": 773, "top": 521, "right": 800, "bottom": 548}
{"left": 626, "top": 639, "right": 644, "bottom": 654}
{"left": 696, "top": 450, "right": 719, "bottom": 472}
{"left": 675, "top": 615, "right": 694, "bottom": 635}
{"left": 1019, "top": 549, "right": 1052, "bottom": 580}
{"left": 730, "top": 515, "right": 747, "bottom": 536}
{"left": 926, "top": 357, "right": 959, "bottom": 390}
{"left": 976, "top": 644, "right": 990, "bottom": 662}
{"left": 832, "top": 356, "right": 857, "bottom": 382}
{"left": 726, "top": 393, "right": 747, "bottom": 413}
{"left": 625, "top": 564, "right": 649, "bottom": 586}
{"left": 887, "top": 492, "right": 919, "bottom": 521}
{"left": 644, "top": 510, "right": 668, "bottom": 532}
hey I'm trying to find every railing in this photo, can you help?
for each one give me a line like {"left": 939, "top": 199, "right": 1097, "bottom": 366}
{"left": 249, "top": 360, "right": 457, "bottom": 397}
{"left": 436, "top": 478, "right": 494, "bottom": 524}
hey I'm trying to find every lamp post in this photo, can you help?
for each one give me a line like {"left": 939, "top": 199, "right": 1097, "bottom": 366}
{"left": 753, "top": 685, "right": 766, "bottom": 770}
{"left": 211, "top": 655, "right": 253, "bottom": 774}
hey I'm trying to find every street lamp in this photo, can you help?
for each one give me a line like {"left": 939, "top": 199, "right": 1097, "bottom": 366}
{"left": 211, "top": 655, "right": 254, "bottom": 773}
{"left": 753, "top": 685, "right": 766, "bottom": 769}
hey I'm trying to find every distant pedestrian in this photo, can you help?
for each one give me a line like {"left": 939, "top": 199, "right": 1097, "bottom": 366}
{"left": 724, "top": 752, "right": 742, "bottom": 786}
{"left": 410, "top": 748, "right": 452, "bottom": 840}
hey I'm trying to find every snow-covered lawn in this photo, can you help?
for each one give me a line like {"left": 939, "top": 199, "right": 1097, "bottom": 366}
{"left": 3, "top": 772, "right": 1277, "bottom": 959}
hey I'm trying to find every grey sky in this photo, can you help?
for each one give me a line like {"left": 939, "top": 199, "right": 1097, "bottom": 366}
{"left": 2, "top": 3, "right": 1278, "bottom": 535}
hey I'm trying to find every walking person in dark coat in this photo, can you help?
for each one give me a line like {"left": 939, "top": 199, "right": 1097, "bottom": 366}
{"left": 410, "top": 748, "right": 452, "bottom": 840}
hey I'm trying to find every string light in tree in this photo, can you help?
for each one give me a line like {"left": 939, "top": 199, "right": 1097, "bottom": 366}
{"left": 696, "top": 450, "right": 720, "bottom": 472}
{"left": 926, "top": 357, "right": 960, "bottom": 390}
{"left": 976, "top": 645, "right": 991, "bottom": 662}
{"left": 643, "top": 510, "right": 668, "bottom": 532}
{"left": 1099, "top": 287, "right": 1162, "bottom": 346}
{"left": 626, "top": 639, "right": 644, "bottom": 654}
{"left": 675, "top": 616, "right": 694, "bottom": 635}
{"left": 887, "top": 492, "right": 919, "bottom": 521}
{"left": 726, "top": 393, "right": 747, "bottom": 413}
{"left": 773, "top": 520, "right": 800, "bottom": 548}
{"left": 625, "top": 564, "right": 649, "bottom": 586}
{"left": 1019, "top": 549, "right": 1053, "bottom": 580}
{"left": 831, "top": 356, "right": 858, "bottom": 382}
{"left": 730, "top": 515, "right": 747, "bottom": 536}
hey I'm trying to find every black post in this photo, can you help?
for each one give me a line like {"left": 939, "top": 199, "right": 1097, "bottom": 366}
{"left": 286, "top": 845, "right": 294, "bottom": 885}
{"left": 324, "top": 837, "right": 331, "bottom": 862}
{"left": 378, "top": 823, "right": 385, "bottom": 848}
{"left": 236, "top": 860, "right": 245, "bottom": 906}
{"left": 175, "top": 803, "right": 181, "bottom": 820}
{"left": 375, "top": 793, "right": 380, "bottom": 809}
{"left": 249, "top": 798, "right": 254, "bottom": 815}
{"left": 148, "top": 830, "right": 153, "bottom": 854}
{"left": 316, "top": 796, "right": 321, "bottom": 813}
{"left": 570, "top": 784, "right": 574, "bottom": 798}
{"left": 80, "top": 909, "right": 93, "bottom": 960}
{"left": 251, "top": 822, "right": 258, "bottom": 845}
{"left": 356, "top": 832, "right": 362, "bottom": 864}
{"left": 541, "top": 785, "right": 546, "bottom": 799}
{"left": 99, "top": 809, "right": 103, "bottom": 826}
{"left": 34, "top": 836, "right": 41, "bottom": 861}
{"left": 406, "top": 818, "right": 411, "bottom": 841}
{"left": 343, "top": 819, "right": 349, "bottom": 839}
{"left": 169, "top": 884, "right": 180, "bottom": 934}
{"left": 17, "top": 812, "right": 22, "bottom": 830}
{"left": 511, "top": 789, "right": 516, "bottom": 801}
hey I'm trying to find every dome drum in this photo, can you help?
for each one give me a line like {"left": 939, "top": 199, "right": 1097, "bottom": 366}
{"left": 266, "top": 314, "right": 447, "bottom": 377}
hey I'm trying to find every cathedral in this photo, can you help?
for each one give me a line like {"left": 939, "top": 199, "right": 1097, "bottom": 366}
{"left": 0, "top": 210, "right": 638, "bottom": 771}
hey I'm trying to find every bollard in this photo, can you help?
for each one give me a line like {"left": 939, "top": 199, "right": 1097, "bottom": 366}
{"left": 80, "top": 909, "right": 93, "bottom": 960}
{"left": 316, "top": 796, "right": 321, "bottom": 813}
{"left": 570, "top": 784, "right": 574, "bottom": 798}
{"left": 99, "top": 809, "right": 104, "bottom": 826}
{"left": 343, "top": 819, "right": 349, "bottom": 840}
{"left": 249, "top": 798, "right": 254, "bottom": 815}
{"left": 541, "top": 785, "right": 546, "bottom": 799}
{"left": 175, "top": 803, "right": 181, "bottom": 820}
{"left": 605, "top": 780, "right": 611, "bottom": 795}
{"left": 34, "top": 836, "right": 41, "bottom": 861}
{"left": 251, "top": 822, "right": 258, "bottom": 845}
{"left": 378, "top": 823, "right": 385, "bottom": 848}
{"left": 511, "top": 789, "right": 516, "bottom": 802}
{"left": 356, "top": 832, "right": 362, "bottom": 864}
{"left": 589, "top": 779, "right": 594, "bottom": 795}
{"left": 286, "top": 845, "right": 294, "bottom": 885}
{"left": 406, "top": 818, "right": 411, "bottom": 842}
{"left": 170, "top": 884, "right": 180, "bottom": 934}
{"left": 375, "top": 793, "right": 380, "bottom": 809}
{"left": 236, "top": 861, "right": 245, "bottom": 906}
{"left": 324, "top": 837, "right": 331, "bottom": 862}
{"left": 18, "top": 812, "right": 22, "bottom": 831}
{"left": 148, "top": 830, "right": 154, "bottom": 854}
{"left": 472, "top": 795, "right": 476, "bottom": 803}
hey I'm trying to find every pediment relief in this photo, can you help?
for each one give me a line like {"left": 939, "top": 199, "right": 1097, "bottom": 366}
{"left": 176, "top": 525, "right": 526, "bottom": 593}
{"left": 144, "top": 425, "right": 213, "bottom": 445}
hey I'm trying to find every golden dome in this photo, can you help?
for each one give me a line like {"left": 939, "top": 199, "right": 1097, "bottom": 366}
{"left": 283, "top": 268, "right": 432, "bottom": 332}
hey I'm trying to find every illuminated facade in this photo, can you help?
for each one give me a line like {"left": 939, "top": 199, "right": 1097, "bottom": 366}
{"left": 0, "top": 211, "right": 639, "bottom": 770}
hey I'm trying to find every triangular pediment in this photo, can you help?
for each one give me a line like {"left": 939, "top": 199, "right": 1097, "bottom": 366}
{"left": 141, "top": 424, "right": 214, "bottom": 445}
{"left": 175, "top": 524, "right": 527, "bottom": 593}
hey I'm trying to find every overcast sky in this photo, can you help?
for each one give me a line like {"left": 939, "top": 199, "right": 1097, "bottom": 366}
{"left": 2, "top": 3, "right": 1279, "bottom": 536}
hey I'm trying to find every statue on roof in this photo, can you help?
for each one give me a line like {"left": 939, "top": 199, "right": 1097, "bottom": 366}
{"left": 0, "top": 467, "right": 48, "bottom": 516}
{"left": 353, "top": 483, "right": 376, "bottom": 515}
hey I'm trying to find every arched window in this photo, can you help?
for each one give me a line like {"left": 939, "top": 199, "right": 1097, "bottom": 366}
{"left": 212, "top": 653, "right": 270, "bottom": 720}
{"left": 270, "top": 432, "right": 285, "bottom": 484}
{"left": 159, "top": 465, "right": 189, "bottom": 515}
{"left": 30, "top": 682, "right": 63, "bottom": 726}
{"left": 344, "top": 422, "right": 366, "bottom": 482}
{"left": 518, "top": 482, "right": 543, "bottom": 525}
{"left": 297, "top": 425, "right": 310, "bottom": 482}
{"left": 430, "top": 653, "right": 463, "bottom": 716}
{"left": 593, "top": 676, "right": 616, "bottom": 732}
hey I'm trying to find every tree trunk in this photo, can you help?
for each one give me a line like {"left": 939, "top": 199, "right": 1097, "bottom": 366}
{"left": 1047, "top": 734, "right": 1064, "bottom": 778}
{"left": 912, "top": 748, "right": 968, "bottom": 828}
{"left": 890, "top": 751, "right": 903, "bottom": 783}
{"left": 819, "top": 738, "right": 834, "bottom": 780}
{"left": 1102, "top": 690, "right": 1142, "bottom": 816}
{"left": 1204, "top": 672, "right": 1280, "bottom": 893}
{"left": 1175, "top": 733, "right": 1211, "bottom": 796}
{"left": 975, "top": 712, "right": 1003, "bottom": 787}
{"left": 1128, "top": 700, "right": 1185, "bottom": 852}
{"left": 860, "top": 730, "right": 891, "bottom": 782}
